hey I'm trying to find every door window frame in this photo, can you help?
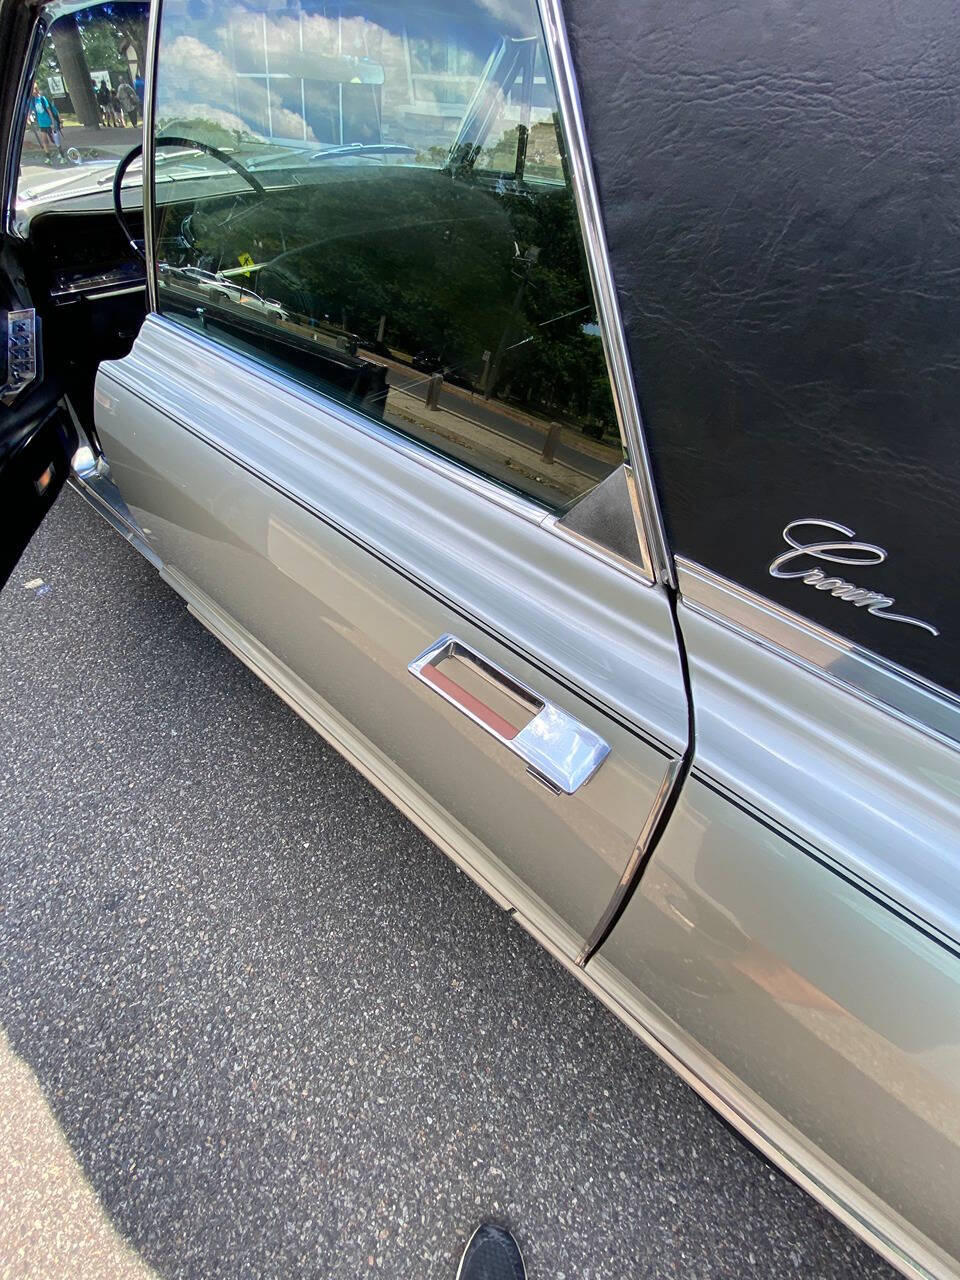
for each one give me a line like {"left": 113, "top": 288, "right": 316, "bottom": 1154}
{"left": 138, "top": 0, "right": 673, "bottom": 588}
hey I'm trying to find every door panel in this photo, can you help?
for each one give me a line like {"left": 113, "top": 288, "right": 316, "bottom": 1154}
{"left": 95, "top": 315, "right": 688, "bottom": 955}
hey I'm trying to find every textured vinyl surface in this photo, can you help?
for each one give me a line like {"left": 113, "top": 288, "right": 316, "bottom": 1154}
{"left": 565, "top": 0, "right": 960, "bottom": 694}
{"left": 0, "top": 491, "right": 896, "bottom": 1279}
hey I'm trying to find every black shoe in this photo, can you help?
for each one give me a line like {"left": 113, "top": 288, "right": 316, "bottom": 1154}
{"left": 456, "top": 1224, "right": 525, "bottom": 1280}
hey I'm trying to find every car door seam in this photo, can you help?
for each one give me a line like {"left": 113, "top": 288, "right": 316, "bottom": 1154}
{"left": 576, "top": 584, "right": 697, "bottom": 965}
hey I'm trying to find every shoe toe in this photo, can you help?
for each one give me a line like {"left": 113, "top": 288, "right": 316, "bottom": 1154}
{"left": 457, "top": 1224, "right": 525, "bottom": 1280}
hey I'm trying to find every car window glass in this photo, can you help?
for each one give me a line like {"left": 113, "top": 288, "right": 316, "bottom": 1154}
{"left": 152, "top": 0, "right": 625, "bottom": 512}
{"left": 14, "top": 3, "right": 148, "bottom": 222}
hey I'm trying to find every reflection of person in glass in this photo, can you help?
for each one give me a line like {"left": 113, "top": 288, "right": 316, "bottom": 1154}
{"left": 28, "top": 82, "right": 64, "bottom": 164}
{"left": 117, "top": 79, "right": 140, "bottom": 129}
{"left": 96, "top": 79, "right": 113, "bottom": 125}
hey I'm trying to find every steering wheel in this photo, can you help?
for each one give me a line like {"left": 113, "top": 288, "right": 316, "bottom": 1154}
{"left": 113, "top": 136, "right": 266, "bottom": 261}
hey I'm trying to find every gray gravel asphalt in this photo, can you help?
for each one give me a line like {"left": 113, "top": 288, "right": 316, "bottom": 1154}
{"left": 0, "top": 489, "right": 899, "bottom": 1280}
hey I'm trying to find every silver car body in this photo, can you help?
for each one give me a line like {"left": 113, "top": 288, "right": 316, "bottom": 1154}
{"left": 2, "top": 1, "right": 958, "bottom": 1277}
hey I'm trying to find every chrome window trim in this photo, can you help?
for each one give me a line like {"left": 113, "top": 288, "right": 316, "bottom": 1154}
{"left": 537, "top": 0, "right": 673, "bottom": 589}
{"left": 678, "top": 557, "right": 960, "bottom": 750}
{"left": 142, "top": 0, "right": 161, "bottom": 312}
{"left": 2, "top": 19, "right": 44, "bottom": 237}
{"left": 140, "top": 312, "right": 675, "bottom": 599}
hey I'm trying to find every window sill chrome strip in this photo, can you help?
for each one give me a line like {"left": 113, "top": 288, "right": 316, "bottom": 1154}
{"left": 677, "top": 557, "right": 960, "bottom": 750}
{"left": 137, "top": 313, "right": 665, "bottom": 595}
{"left": 537, "top": 0, "right": 673, "bottom": 590}
{"left": 138, "top": 314, "right": 547, "bottom": 528}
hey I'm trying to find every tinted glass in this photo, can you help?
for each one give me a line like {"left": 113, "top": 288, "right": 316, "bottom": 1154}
{"left": 15, "top": 3, "right": 148, "bottom": 221}
{"left": 152, "top": 0, "right": 624, "bottom": 510}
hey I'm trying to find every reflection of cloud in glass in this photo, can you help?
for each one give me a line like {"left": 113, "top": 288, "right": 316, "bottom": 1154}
{"left": 472, "top": 0, "right": 538, "bottom": 34}
{"left": 226, "top": 12, "right": 392, "bottom": 74}
{"left": 159, "top": 35, "right": 315, "bottom": 142}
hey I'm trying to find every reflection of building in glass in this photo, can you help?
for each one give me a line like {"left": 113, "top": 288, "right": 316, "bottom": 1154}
{"left": 206, "top": 6, "right": 557, "bottom": 157}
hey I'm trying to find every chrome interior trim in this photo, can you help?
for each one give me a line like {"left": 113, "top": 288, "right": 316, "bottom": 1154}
{"left": 537, "top": 0, "right": 672, "bottom": 589}
{"left": 74, "top": 283, "right": 146, "bottom": 301}
{"left": 142, "top": 0, "right": 161, "bottom": 312}
{"left": 678, "top": 557, "right": 960, "bottom": 749}
{"left": 575, "top": 753, "right": 684, "bottom": 966}
{"left": 409, "top": 632, "right": 611, "bottom": 795}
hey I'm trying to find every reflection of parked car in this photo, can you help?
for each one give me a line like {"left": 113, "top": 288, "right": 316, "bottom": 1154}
{"left": 174, "top": 266, "right": 289, "bottom": 320}
{"left": 411, "top": 349, "right": 475, "bottom": 392}
{"left": 4, "top": 1, "right": 960, "bottom": 1278}
{"left": 411, "top": 348, "right": 441, "bottom": 375}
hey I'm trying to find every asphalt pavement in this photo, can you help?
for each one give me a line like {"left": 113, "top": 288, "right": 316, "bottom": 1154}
{"left": 0, "top": 489, "right": 899, "bottom": 1280}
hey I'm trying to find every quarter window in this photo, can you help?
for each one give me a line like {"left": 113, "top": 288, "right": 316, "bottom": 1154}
{"left": 152, "top": 0, "right": 624, "bottom": 511}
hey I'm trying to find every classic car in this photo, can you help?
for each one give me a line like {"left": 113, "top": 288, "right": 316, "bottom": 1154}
{"left": 1, "top": 0, "right": 958, "bottom": 1276}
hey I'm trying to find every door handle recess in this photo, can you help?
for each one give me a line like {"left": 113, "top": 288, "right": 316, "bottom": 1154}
{"left": 408, "top": 634, "right": 609, "bottom": 795}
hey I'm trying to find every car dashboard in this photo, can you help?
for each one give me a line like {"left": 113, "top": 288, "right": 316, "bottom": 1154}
{"left": 27, "top": 207, "right": 146, "bottom": 301}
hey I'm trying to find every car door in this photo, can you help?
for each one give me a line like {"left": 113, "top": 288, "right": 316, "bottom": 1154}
{"left": 0, "top": 300, "right": 76, "bottom": 588}
{"left": 87, "top": 0, "right": 690, "bottom": 964}
{"left": 0, "top": 0, "right": 76, "bottom": 588}
{"left": 0, "top": 0, "right": 154, "bottom": 592}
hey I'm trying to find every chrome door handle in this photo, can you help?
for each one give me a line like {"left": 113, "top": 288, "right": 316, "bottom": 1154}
{"left": 408, "top": 634, "right": 609, "bottom": 795}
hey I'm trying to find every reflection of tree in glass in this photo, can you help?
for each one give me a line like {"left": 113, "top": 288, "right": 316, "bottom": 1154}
{"left": 36, "top": 5, "right": 147, "bottom": 111}
{"left": 180, "top": 164, "right": 614, "bottom": 441}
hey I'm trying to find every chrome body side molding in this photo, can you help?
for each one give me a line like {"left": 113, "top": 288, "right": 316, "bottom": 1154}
{"left": 591, "top": 781, "right": 960, "bottom": 1280}
{"left": 678, "top": 557, "right": 960, "bottom": 749}
{"left": 671, "top": 579, "right": 960, "bottom": 948}
{"left": 155, "top": 535, "right": 952, "bottom": 1280}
